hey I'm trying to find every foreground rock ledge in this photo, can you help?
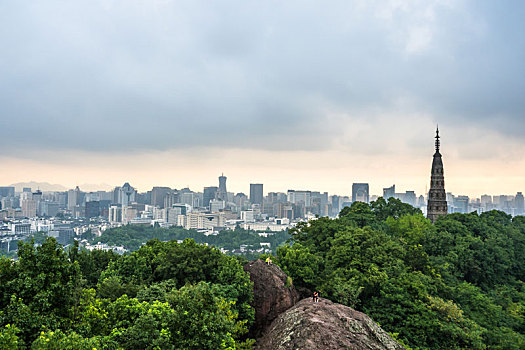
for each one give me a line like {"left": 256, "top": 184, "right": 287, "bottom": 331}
{"left": 256, "top": 298, "right": 405, "bottom": 350}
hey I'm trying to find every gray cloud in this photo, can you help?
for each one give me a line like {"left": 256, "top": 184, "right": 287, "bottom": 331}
{"left": 1, "top": 0, "right": 524, "bottom": 156}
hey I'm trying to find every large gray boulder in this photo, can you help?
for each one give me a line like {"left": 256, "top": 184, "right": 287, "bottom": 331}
{"left": 256, "top": 298, "right": 405, "bottom": 350}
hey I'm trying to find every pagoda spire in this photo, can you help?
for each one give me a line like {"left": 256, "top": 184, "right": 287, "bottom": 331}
{"left": 435, "top": 125, "right": 440, "bottom": 153}
{"left": 427, "top": 126, "right": 447, "bottom": 223}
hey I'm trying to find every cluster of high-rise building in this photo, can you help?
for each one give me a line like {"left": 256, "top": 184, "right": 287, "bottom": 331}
{"left": 1, "top": 177, "right": 522, "bottom": 229}
{"left": 1, "top": 128, "right": 523, "bottom": 250}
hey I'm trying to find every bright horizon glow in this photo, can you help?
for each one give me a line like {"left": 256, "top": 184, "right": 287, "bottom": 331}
{"left": 1, "top": 144, "right": 523, "bottom": 198}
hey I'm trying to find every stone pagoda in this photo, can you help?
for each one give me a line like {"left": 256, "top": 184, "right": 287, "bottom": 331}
{"left": 427, "top": 127, "right": 448, "bottom": 222}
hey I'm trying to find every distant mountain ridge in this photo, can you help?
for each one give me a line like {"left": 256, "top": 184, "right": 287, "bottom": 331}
{"left": 9, "top": 181, "right": 68, "bottom": 192}
{"left": 8, "top": 182, "right": 113, "bottom": 192}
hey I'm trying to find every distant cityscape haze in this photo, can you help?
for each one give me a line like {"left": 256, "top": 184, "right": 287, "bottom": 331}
{"left": 1, "top": 149, "right": 522, "bottom": 199}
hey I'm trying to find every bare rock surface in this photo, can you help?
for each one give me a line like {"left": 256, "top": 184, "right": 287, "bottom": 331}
{"left": 256, "top": 298, "right": 405, "bottom": 350}
{"left": 243, "top": 260, "right": 300, "bottom": 337}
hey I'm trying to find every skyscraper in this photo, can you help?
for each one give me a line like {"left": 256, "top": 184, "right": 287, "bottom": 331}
{"left": 515, "top": 192, "right": 524, "bottom": 215}
{"left": 151, "top": 187, "right": 171, "bottom": 208}
{"left": 203, "top": 186, "right": 218, "bottom": 208}
{"left": 250, "top": 184, "right": 263, "bottom": 205}
{"left": 427, "top": 127, "right": 448, "bottom": 222}
{"left": 67, "top": 186, "right": 81, "bottom": 211}
{"left": 383, "top": 185, "right": 395, "bottom": 200}
{"left": 352, "top": 183, "right": 369, "bottom": 203}
{"left": 217, "top": 174, "right": 227, "bottom": 201}
{"left": 0, "top": 187, "right": 15, "bottom": 198}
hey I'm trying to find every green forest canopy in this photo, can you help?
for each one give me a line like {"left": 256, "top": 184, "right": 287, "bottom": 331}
{"left": 0, "top": 238, "right": 255, "bottom": 349}
{"left": 1, "top": 197, "right": 525, "bottom": 349}
{"left": 276, "top": 198, "right": 525, "bottom": 349}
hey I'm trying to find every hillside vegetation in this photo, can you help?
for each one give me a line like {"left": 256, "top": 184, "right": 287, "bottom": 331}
{"left": 1, "top": 197, "right": 524, "bottom": 349}
{"left": 0, "top": 238, "right": 255, "bottom": 349}
{"left": 276, "top": 198, "right": 525, "bottom": 349}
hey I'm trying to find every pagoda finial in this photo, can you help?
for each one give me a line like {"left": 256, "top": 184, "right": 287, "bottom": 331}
{"left": 435, "top": 125, "right": 440, "bottom": 152}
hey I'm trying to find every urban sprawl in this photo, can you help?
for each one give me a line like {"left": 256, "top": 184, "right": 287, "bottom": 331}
{"left": 1, "top": 176, "right": 523, "bottom": 255}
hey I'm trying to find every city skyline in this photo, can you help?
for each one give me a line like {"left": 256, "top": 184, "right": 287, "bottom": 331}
{"left": 1, "top": 1, "right": 524, "bottom": 197}
{"left": 3, "top": 172, "right": 522, "bottom": 201}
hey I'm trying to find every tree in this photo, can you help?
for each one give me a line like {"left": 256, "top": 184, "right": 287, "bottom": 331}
{"left": 166, "top": 282, "right": 251, "bottom": 350}
{"left": 0, "top": 325, "right": 22, "bottom": 350}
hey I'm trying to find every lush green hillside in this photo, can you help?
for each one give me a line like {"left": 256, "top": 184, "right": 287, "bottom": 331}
{"left": 2, "top": 198, "right": 524, "bottom": 349}
{"left": 276, "top": 197, "right": 525, "bottom": 349}
{"left": 0, "top": 238, "right": 255, "bottom": 349}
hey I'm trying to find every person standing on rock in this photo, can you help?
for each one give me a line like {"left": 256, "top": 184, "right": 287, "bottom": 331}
{"left": 265, "top": 256, "right": 272, "bottom": 265}
{"left": 313, "top": 291, "right": 318, "bottom": 303}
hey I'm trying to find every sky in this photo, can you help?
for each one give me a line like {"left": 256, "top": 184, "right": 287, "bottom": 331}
{"left": 1, "top": 0, "right": 524, "bottom": 197}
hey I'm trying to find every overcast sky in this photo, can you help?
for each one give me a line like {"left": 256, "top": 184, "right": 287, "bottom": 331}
{"left": 1, "top": 0, "right": 524, "bottom": 196}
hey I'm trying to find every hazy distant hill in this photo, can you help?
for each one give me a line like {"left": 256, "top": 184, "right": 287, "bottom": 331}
{"left": 9, "top": 181, "right": 68, "bottom": 192}
{"left": 9, "top": 182, "right": 113, "bottom": 192}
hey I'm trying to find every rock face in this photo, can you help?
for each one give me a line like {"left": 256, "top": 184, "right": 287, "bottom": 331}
{"left": 256, "top": 298, "right": 405, "bottom": 350}
{"left": 243, "top": 260, "right": 300, "bottom": 336}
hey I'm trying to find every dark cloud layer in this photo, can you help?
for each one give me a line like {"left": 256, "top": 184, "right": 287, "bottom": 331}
{"left": 1, "top": 0, "right": 524, "bottom": 155}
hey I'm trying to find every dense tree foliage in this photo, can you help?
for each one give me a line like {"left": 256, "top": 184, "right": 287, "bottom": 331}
{"left": 94, "top": 225, "right": 289, "bottom": 255}
{"left": 3, "top": 197, "right": 524, "bottom": 349}
{"left": 0, "top": 237, "right": 255, "bottom": 349}
{"left": 276, "top": 198, "right": 525, "bottom": 349}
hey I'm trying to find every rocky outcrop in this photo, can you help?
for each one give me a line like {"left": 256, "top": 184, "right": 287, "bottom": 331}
{"left": 256, "top": 298, "right": 405, "bottom": 350}
{"left": 243, "top": 260, "right": 300, "bottom": 337}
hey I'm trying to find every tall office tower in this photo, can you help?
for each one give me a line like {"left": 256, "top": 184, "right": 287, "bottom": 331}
{"left": 203, "top": 187, "right": 218, "bottom": 208}
{"left": 404, "top": 191, "right": 417, "bottom": 207}
{"left": 0, "top": 187, "right": 15, "bottom": 198}
{"left": 32, "top": 190, "right": 42, "bottom": 202}
{"left": 383, "top": 185, "right": 395, "bottom": 200}
{"left": 32, "top": 190, "right": 43, "bottom": 216}
{"left": 67, "top": 186, "right": 81, "bottom": 211}
{"left": 85, "top": 201, "right": 101, "bottom": 218}
{"left": 250, "top": 184, "right": 264, "bottom": 205}
{"left": 151, "top": 187, "right": 171, "bottom": 208}
{"left": 352, "top": 183, "right": 369, "bottom": 203}
{"left": 331, "top": 195, "right": 340, "bottom": 215}
{"left": 287, "top": 190, "right": 312, "bottom": 206}
{"left": 234, "top": 193, "right": 249, "bottom": 210}
{"left": 21, "top": 199, "right": 38, "bottom": 218}
{"left": 427, "top": 127, "right": 448, "bottom": 222}
{"left": 311, "top": 192, "right": 329, "bottom": 216}
{"left": 217, "top": 174, "right": 227, "bottom": 201}
{"left": 267, "top": 192, "right": 287, "bottom": 203}
{"left": 417, "top": 195, "right": 425, "bottom": 208}
{"left": 108, "top": 205, "right": 122, "bottom": 223}
{"left": 164, "top": 191, "right": 179, "bottom": 208}
{"left": 515, "top": 192, "right": 525, "bottom": 215}
{"left": 119, "top": 183, "right": 136, "bottom": 206}
{"left": 179, "top": 188, "right": 196, "bottom": 207}
{"left": 454, "top": 195, "right": 469, "bottom": 213}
